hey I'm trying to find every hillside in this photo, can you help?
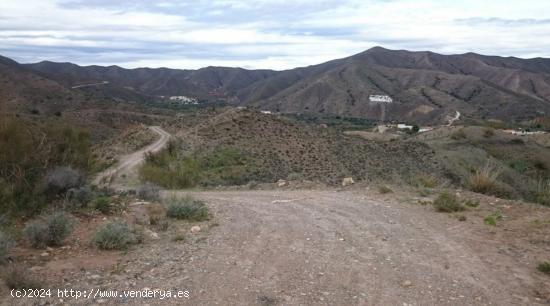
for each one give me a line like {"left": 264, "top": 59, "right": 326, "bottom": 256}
{"left": 17, "top": 47, "right": 550, "bottom": 124}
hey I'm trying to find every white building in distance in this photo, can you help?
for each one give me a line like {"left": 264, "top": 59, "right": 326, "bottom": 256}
{"left": 369, "top": 95, "right": 393, "bottom": 103}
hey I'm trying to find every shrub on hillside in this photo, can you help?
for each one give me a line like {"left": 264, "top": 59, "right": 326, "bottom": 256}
{"left": 433, "top": 192, "right": 464, "bottom": 212}
{"left": 24, "top": 211, "right": 74, "bottom": 248}
{"left": 44, "top": 167, "right": 84, "bottom": 196}
{"left": 137, "top": 183, "right": 161, "bottom": 201}
{"left": 412, "top": 173, "right": 438, "bottom": 188}
{"left": 93, "top": 221, "right": 139, "bottom": 250}
{"left": 378, "top": 185, "right": 393, "bottom": 194}
{"left": 0, "top": 116, "right": 92, "bottom": 213}
{"left": 529, "top": 180, "right": 550, "bottom": 206}
{"left": 4, "top": 265, "right": 42, "bottom": 289}
{"left": 467, "top": 162, "right": 511, "bottom": 198}
{"left": 67, "top": 186, "right": 93, "bottom": 207}
{"left": 166, "top": 196, "right": 209, "bottom": 221}
{"left": 0, "top": 231, "right": 14, "bottom": 263}
{"left": 451, "top": 129, "right": 467, "bottom": 140}
{"left": 538, "top": 262, "right": 550, "bottom": 274}
{"left": 92, "top": 196, "right": 111, "bottom": 214}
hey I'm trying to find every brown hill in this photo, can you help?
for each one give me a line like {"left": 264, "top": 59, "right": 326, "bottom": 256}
{"left": 168, "top": 108, "right": 441, "bottom": 185}
{"left": 237, "top": 47, "right": 550, "bottom": 124}
{"left": 19, "top": 47, "right": 550, "bottom": 123}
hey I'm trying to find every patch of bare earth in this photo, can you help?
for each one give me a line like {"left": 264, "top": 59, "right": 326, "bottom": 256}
{"left": 4, "top": 188, "right": 548, "bottom": 305}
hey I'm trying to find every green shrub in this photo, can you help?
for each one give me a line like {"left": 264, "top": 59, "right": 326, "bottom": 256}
{"left": 0, "top": 231, "right": 14, "bottom": 263}
{"left": 467, "top": 163, "right": 511, "bottom": 198}
{"left": 44, "top": 167, "right": 84, "bottom": 196}
{"left": 414, "top": 173, "right": 438, "bottom": 188}
{"left": 93, "top": 221, "right": 138, "bottom": 250}
{"left": 483, "top": 128, "right": 495, "bottom": 138}
{"left": 484, "top": 216, "right": 497, "bottom": 226}
{"left": 0, "top": 116, "right": 92, "bottom": 213}
{"left": 24, "top": 211, "right": 74, "bottom": 248}
{"left": 433, "top": 192, "right": 464, "bottom": 212}
{"left": 451, "top": 129, "right": 466, "bottom": 140}
{"left": 166, "top": 197, "right": 209, "bottom": 221}
{"left": 378, "top": 185, "right": 393, "bottom": 194}
{"left": 484, "top": 211, "right": 502, "bottom": 226}
{"left": 463, "top": 199, "right": 480, "bottom": 208}
{"left": 139, "top": 157, "right": 200, "bottom": 189}
{"left": 137, "top": 183, "right": 161, "bottom": 201}
{"left": 67, "top": 186, "right": 93, "bottom": 207}
{"left": 538, "top": 262, "right": 550, "bottom": 274}
{"left": 93, "top": 196, "right": 111, "bottom": 214}
{"left": 530, "top": 180, "right": 550, "bottom": 206}
{"left": 4, "top": 265, "right": 42, "bottom": 289}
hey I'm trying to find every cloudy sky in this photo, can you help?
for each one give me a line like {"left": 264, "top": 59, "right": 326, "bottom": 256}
{"left": 1, "top": 0, "right": 549, "bottom": 70}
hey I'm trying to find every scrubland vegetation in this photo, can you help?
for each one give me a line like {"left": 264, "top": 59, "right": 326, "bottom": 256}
{"left": 0, "top": 115, "right": 93, "bottom": 214}
{"left": 139, "top": 139, "right": 266, "bottom": 188}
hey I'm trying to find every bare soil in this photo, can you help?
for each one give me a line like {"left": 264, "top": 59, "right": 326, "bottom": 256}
{"left": 5, "top": 187, "right": 549, "bottom": 305}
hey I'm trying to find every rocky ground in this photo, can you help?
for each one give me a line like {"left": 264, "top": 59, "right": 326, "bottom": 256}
{"left": 4, "top": 187, "right": 549, "bottom": 305}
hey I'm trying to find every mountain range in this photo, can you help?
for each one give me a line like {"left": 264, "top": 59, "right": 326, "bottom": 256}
{"left": 3, "top": 47, "right": 550, "bottom": 124}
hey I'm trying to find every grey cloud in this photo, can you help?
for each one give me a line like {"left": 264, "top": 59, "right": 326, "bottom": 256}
{"left": 456, "top": 17, "right": 550, "bottom": 27}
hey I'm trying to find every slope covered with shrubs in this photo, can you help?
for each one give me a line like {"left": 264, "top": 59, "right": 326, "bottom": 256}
{"left": 0, "top": 115, "right": 93, "bottom": 214}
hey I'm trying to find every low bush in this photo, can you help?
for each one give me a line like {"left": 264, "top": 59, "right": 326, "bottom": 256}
{"left": 93, "top": 221, "right": 138, "bottom": 250}
{"left": 451, "top": 129, "right": 467, "bottom": 140}
{"left": 92, "top": 196, "right": 111, "bottom": 214}
{"left": 484, "top": 211, "right": 502, "bottom": 226}
{"left": 433, "top": 192, "right": 464, "bottom": 212}
{"left": 137, "top": 182, "right": 161, "bottom": 201}
{"left": 378, "top": 185, "right": 393, "bottom": 194}
{"left": 538, "top": 262, "right": 550, "bottom": 274}
{"left": 139, "top": 146, "right": 200, "bottom": 189}
{"left": 67, "top": 186, "right": 93, "bottom": 207}
{"left": 24, "top": 212, "right": 74, "bottom": 248}
{"left": 166, "top": 196, "right": 209, "bottom": 221}
{"left": 463, "top": 199, "right": 480, "bottom": 208}
{"left": 530, "top": 180, "right": 550, "bottom": 206}
{"left": 484, "top": 216, "right": 497, "bottom": 226}
{"left": 467, "top": 162, "right": 511, "bottom": 198}
{"left": 0, "top": 231, "right": 14, "bottom": 263}
{"left": 0, "top": 116, "right": 92, "bottom": 213}
{"left": 44, "top": 167, "right": 84, "bottom": 196}
{"left": 4, "top": 265, "right": 42, "bottom": 289}
{"left": 414, "top": 173, "right": 438, "bottom": 188}
{"left": 483, "top": 128, "right": 495, "bottom": 138}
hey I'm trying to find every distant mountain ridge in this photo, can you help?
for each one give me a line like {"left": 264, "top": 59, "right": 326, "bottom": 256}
{"left": 5, "top": 47, "right": 550, "bottom": 123}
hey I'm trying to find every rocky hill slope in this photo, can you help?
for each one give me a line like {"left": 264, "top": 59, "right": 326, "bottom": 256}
{"left": 13, "top": 47, "right": 550, "bottom": 124}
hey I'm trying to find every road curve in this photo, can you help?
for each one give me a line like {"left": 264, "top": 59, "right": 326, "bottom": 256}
{"left": 92, "top": 126, "right": 171, "bottom": 186}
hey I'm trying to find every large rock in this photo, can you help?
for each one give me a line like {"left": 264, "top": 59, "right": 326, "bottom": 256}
{"left": 342, "top": 177, "right": 355, "bottom": 186}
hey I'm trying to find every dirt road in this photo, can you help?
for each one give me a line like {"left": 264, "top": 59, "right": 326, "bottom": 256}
{"left": 59, "top": 189, "right": 545, "bottom": 306}
{"left": 92, "top": 126, "right": 170, "bottom": 186}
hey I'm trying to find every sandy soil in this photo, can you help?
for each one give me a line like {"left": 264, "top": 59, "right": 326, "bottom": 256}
{"left": 6, "top": 188, "right": 547, "bottom": 305}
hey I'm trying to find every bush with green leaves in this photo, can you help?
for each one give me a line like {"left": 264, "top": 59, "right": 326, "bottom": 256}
{"left": 0, "top": 116, "right": 92, "bottom": 213}
{"left": 166, "top": 197, "right": 209, "bottom": 221}
{"left": 67, "top": 186, "right": 93, "bottom": 207}
{"left": 0, "top": 231, "right": 14, "bottom": 263}
{"left": 24, "top": 211, "right": 74, "bottom": 248}
{"left": 433, "top": 192, "right": 464, "bottom": 213}
{"left": 538, "top": 261, "right": 550, "bottom": 274}
{"left": 44, "top": 167, "right": 84, "bottom": 196}
{"left": 93, "top": 221, "right": 138, "bottom": 250}
{"left": 92, "top": 196, "right": 111, "bottom": 214}
{"left": 378, "top": 185, "right": 393, "bottom": 194}
{"left": 137, "top": 183, "right": 161, "bottom": 201}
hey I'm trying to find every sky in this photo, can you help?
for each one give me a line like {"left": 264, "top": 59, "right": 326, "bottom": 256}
{"left": 0, "top": 0, "right": 549, "bottom": 70}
